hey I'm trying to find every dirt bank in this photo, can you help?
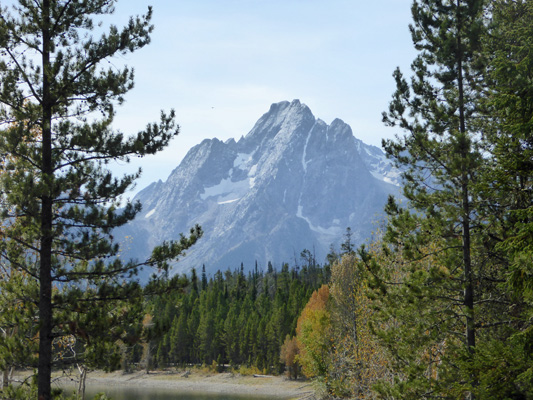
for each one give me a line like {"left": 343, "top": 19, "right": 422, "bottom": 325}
{"left": 64, "top": 370, "right": 316, "bottom": 399}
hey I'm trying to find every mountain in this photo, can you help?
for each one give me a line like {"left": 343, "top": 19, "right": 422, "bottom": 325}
{"left": 116, "top": 100, "right": 401, "bottom": 277}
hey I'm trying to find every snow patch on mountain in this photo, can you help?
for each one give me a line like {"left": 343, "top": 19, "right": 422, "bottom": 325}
{"left": 200, "top": 177, "right": 250, "bottom": 202}
{"left": 296, "top": 205, "right": 342, "bottom": 237}
{"left": 145, "top": 208, "right": 156, "bottom": 218}
{"left": 301, "top": 122, "right": 316, "bottom": 173}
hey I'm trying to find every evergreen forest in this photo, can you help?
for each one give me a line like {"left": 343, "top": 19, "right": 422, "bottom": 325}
{"left": 134, "top": 261, "right": 329, "bottom": 374}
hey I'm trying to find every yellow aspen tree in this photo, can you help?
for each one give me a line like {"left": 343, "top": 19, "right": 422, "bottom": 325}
{"left": 296, "top": 284, "right": 331, "bottom": 379}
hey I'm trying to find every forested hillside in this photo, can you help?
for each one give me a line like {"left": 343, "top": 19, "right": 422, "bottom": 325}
{"left": 126, "top": 258, "right": 330, "bottom": 374}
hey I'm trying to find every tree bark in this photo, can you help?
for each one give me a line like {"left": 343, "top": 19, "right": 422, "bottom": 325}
{"left": 37, "top": 1, "right": 54, "bottom": 398}
{"left": 2, "top": 368, "right": 8, "bottom": 389}
{"left": 77, "top": 364, "right": 87, "bottom": 400}
{"left": 456, "top": 0, "right": 475, "bottom": 359}
{"left": 456, "top": 2, "right": 476, "bottom": 397}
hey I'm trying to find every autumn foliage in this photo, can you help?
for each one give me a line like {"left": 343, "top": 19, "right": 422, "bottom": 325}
{"left": 279, "top": 335, "right": 300, "bottom": 379}
{"left": 296, "top": 284, "right": 331, "bottom": 379}
{"left": 328, "top": 253, "right": 391, "bottom": 398}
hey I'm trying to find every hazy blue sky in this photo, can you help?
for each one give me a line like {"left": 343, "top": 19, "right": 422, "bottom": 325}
{"left": 10, "top": 1, "right": 418, "bottom": 194}
{"left": 108, "top": 1, "right": 418, "bottom": 194}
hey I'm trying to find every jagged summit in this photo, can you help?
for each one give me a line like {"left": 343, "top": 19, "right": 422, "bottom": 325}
{"left": 116, "top": 100, "right": 401, "bottom": 277}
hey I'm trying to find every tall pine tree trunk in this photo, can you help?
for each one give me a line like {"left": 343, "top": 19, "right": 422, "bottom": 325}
{"left": 456, "top": 4, "right": 476, "bottom": 397}
{"left": 38, "top": 1, "right": 54, "bottom": 398}
{"left": 379, "top": 0, "right": 486, "bottom": 396}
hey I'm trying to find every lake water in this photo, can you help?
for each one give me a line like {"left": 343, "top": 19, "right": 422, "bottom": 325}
{"left": 70, "top": 385, "right": 285, "bottom": 400}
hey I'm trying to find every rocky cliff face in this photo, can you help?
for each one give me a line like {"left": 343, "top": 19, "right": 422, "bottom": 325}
{"left": 116, "top": 100, "right": 401, "bottom": 276}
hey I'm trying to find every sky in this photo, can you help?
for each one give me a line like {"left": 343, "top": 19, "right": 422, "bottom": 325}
{"left": 98, "top": 1, "right": 417, "bottom": 196}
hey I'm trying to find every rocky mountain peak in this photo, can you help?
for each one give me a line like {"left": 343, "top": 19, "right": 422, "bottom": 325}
{"left": 116, "top": 100, "right": 401, "bottom": 278}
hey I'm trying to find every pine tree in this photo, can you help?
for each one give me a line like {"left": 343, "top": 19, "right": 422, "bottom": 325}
{"left": 378, "top": 0, "right": 488, "bottom": 397}
{"left": 0, "top": 1, "right": 201, "bottom": 398}
{"left": 201, "top": 264, "right": 208, "bottom": 291}
{"left": 223, "top": 302, "right": 240, "bottom": 366}
{"left": 471, "top": 0, "right": 533, "bottom": 396}
{"left": 480, "top": 0, "right": 533, "bottom": 303}
{"left": 340, "top": 227, "right": 355, "bottom": 255}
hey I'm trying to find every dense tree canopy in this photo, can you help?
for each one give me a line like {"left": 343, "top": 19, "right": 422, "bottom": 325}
{"left": 144, "top": 260, "right": 329, "bottom": 375}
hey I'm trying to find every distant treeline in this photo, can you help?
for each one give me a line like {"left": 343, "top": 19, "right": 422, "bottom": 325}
{"left": 124, "top": 255, "right": 330, "bottom": 374}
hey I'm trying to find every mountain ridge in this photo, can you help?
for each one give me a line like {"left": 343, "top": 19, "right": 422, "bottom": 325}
{"left": 116, "top": 100, "right": 401, "bottom": 277}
